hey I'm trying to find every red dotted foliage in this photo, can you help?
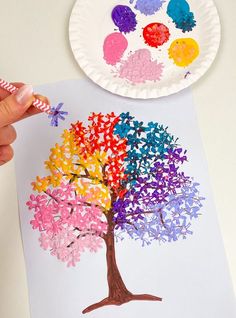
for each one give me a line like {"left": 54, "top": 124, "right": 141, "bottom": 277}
{"left": 71, "top": 112, "right": 128, "bottom": 196}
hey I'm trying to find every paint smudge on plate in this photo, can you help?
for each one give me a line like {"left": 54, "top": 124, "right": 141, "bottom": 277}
{"left": 143, "top": 22, "right": 170, "bottom": 48}
{"left": 168, "top": 38, "right": 199, "bottom": 67}
{"left": 118, "top": 49, "right": 163, "bottom": 84}
{"left": 130, "top": 0, "right": 165, "bottom": 16}
{"left": 103, "top": 33, "right": 128, "bottom": 65}
{"left": 167, "top": 0, "right": 196, "bottom": 33}
{"left": 184, "top": 71, "right": 191, "bottom": 78}
{"left": 112, "top": 5, "right": 137, "bottom": 33}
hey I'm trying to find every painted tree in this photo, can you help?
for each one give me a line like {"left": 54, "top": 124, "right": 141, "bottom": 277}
{"left": 27, "top": 112, "right": 204, "bottom": 313}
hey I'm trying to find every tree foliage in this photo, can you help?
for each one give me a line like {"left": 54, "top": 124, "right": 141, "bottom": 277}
{"left": 27, "top": 112, "right": 204, "bottom": 266}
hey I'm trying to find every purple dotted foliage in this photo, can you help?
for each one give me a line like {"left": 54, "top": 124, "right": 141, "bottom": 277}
{"left": 113, "top": 113, "right": 205, "bottom": 245}
{"left": 112, "top": 5, "right": 137, "bottom": 33}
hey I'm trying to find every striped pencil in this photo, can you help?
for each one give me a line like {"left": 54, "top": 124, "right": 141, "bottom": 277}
{"left": 0, "top": 79, "right": 51, "bottom": 114}
{"left": 0, "top": 79, "right": 68, "bottom": 126}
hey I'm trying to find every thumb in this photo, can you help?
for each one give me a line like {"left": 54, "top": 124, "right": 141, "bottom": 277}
{"left": 0, "top": 84, "right": 34, "bottom": 127}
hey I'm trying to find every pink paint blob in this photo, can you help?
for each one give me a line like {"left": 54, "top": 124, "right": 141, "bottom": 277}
{"left": 103, "top": 33, "right": 128, "bottom": 66}
{"left": 118, "top": 49, "right": 163, "bottom": 84}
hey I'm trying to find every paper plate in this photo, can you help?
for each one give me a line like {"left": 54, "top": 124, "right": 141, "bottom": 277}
{"left": 69, "top": 0, "right": 221, "bottom": 99}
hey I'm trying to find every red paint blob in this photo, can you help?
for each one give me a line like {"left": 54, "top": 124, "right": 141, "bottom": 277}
{"left": 143, "top": 22, "right": 170, "bottom": 48}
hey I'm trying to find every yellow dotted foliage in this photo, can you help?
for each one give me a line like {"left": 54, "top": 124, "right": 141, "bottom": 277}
{"left": 31, "top": 129, "right": 111, "bottom": 211}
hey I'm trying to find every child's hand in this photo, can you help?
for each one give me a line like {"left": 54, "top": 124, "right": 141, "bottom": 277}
{"left": 0, "top": 83, "right": 48, "bottom": 166}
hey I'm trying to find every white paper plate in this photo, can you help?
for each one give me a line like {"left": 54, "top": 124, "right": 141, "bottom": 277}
{"left": 69, "top": 0, "right": 221, "bottom": 99}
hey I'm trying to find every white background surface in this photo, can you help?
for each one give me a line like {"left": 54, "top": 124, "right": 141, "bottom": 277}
{"left": 0, "top": 0, "right": 235, "bottom": 317}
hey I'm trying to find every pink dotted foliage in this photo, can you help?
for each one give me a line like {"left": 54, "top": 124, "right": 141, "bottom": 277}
{"left": 27, "top": 183, "right": 107, "bottom": 267}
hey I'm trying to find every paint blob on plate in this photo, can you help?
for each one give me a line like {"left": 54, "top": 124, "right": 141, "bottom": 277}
{"left": 168, "top": 38, "right": 199, "bottom": 67}
{"left": 130, "top": 0, "right": 165, "bottom": 16}
{"left": 143, "top": 23, "right": 170, "bottom": 48}
{"left": 112, "top": 5, "right": 137, "bottom": 33}
{"left": 103, "top": 33, "right": 128, "bottom": 65}
{"left": 70, "top": 0, "right": 220, "bottom": 97}
{"left": 107, "top": 1, "right": 199, "bottom": 84}
{"left": 167, "top": 0, "right": 196, "bottom": 33}
{"left": 118, "top": 49, "right": 163, "bottom": 84}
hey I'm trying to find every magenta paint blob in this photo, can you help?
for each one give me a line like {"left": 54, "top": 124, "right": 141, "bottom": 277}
{"left": 112, "top": 5, "right": 137, "bottom": 33}
{"left": 118, "top": 49, "right": 163, "bottom": 84}
{"left": 103, "top": 33, "right": 128, "bottom": 65}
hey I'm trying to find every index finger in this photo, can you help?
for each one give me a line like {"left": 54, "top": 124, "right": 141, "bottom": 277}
{"left": 0, "top": 82, "right": 24, "bottom": 100}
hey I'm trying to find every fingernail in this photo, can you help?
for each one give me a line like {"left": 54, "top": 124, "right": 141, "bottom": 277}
{"left": 15, "top": 84, "right": 33, "bottom": 106}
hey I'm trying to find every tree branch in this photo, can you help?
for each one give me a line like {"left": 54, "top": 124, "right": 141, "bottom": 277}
{"left": 44, "top": 190, "right": 108, "bottom": 214}
{"left": 124, "top": 220, "right": 138, "bottom": 230}
{"left": 44, "top": 190, "right": 59, "bottom": 203}
{"left": 67, "top": 173, "right": 104, "bottom": 185}
{"left": 70, "top": 200, "right": 108, "bottom": 214}
{"left": 73, "top": 160, "right": 108, "bottom": 186}
{"left": 116, "top": 193, "right": 201, "bottom": 229}
{"left": 67, "top": 227, "right": 105, "bottom": 248}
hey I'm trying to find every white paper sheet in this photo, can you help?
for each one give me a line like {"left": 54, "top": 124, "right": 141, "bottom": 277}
{"left": 14, "top": 78, "right": 236, "bottom": 318}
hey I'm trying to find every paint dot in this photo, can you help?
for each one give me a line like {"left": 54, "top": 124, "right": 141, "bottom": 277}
{"left": 112, "top": 5, "right": 137, "bottom": 33}
{"left": 130, "top": 0, "right": 165, "bottom": 16}
{"left": 117, "top": 49, "right": 163, "bottom": 84}
{"left": 103, "top": 33, "right": 128, "bottom": 66}
{"left": 167, "top": 0, "right": 196, "bottom": 33}
{"left": 168, "top": 38, "right": 199, "bottom": 67}
{"left": 143, "top": 23, "right": 170, "bottom": 48}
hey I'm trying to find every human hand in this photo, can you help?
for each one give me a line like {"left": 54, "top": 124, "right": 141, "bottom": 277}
{"left": 0, "top": 83, "right": 49, "bottom": 166}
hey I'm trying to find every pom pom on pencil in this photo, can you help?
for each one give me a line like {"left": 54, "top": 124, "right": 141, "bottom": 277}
{"left": 0, "top": 79, "right": 68, "bottom": 127}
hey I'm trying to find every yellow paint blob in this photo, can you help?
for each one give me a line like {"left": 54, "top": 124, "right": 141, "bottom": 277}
{"left": 168, "top": 38, "right": 200, "bottom": 67}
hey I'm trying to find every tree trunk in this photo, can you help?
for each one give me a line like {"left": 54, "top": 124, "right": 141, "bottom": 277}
{"left": 105, "top": 225, "right": 133, "bottom": 301}
{"left": 82, "top": 213, "right": 162, "bottom": 314}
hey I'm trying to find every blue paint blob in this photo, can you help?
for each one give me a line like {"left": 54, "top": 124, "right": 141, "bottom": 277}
{"left": 130, "top": 0, "right": 165, "bottom": 16}
{"left": 112, "top": 5, "right": 137, "bottom": 33}
{"left": 167, "top": 0, "right": 196, "bottom": 33}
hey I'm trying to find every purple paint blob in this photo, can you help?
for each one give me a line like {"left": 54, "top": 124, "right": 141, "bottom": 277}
{"left": 103, "top": 33, "right": 128, "bottom": 65}
{"left": 118, "top": 49, "right": 163, "bottom": 84}
{"left": 130, "top": 0, "right": 165, "bottom": 16}
{"left": 112, "top": 5, "right": 137, "bottom": 33}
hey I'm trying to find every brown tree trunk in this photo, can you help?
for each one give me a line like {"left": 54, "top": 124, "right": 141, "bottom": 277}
{"left": 105, "top": 224, "right": 133, "bottom": 301}
{"left": 82, "top": 212, "right": 162, "bottom": 314}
